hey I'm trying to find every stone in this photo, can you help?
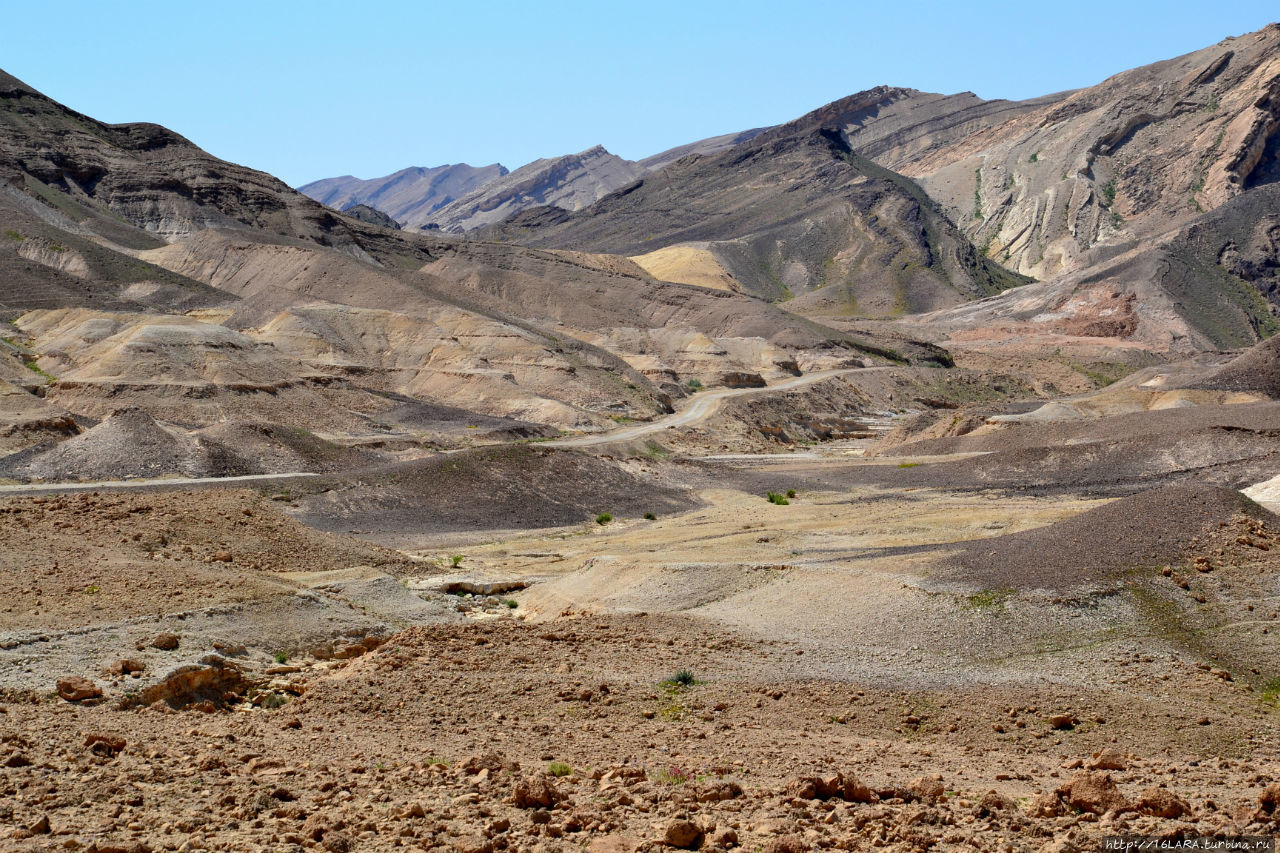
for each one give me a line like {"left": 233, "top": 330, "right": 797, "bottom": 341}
{"left": 1136, "top": 786, "right": 1190, "bottom": 819}
{"left": 907, "top": 776, "right": 945, "bottom": 803}
{"left": 1026, "top": 791, "right": 1065, "bottom": 818}
{"left": 333, "top": 644, "right": 367, "bottom": 660}
{"left": 1048, "top": 713, "right": 1077, "bottom": 730}
{"left": 1088, "top": 747, "right": 1127, "bottom": 771}
{"left": 84, "top": 733, "right": 126, "bottom": 756}
{"left": 151, "top": 633, "right": 180, "bottom": 651}
{"left": 1058, "top": 771, "right": 1131, "bottom": 815}
{"left": 28, "top": 815, "right": 50, "bottom": 834}
{"left": 663, "top": 820, "right": 703, "bottom": 849}
{"left": 106, "top": 659, "right": 146, "bottom": 676}
{"left": 977, "top": 790, "right": 1015, "bottom": 815}
{"left": 1257, "top": 782, "right": 1280, "bottom": 815}
{"left": 712, "top": 828, "right": 739, "bottom": 848}
{"left": 56, "top": 676, "right": 102, "bottom": 702}
{"left": 513, "top": 774, "right": 563, "bottom": 809}
{"left": 211, "top": 550, "right": 233, "bottom": 563}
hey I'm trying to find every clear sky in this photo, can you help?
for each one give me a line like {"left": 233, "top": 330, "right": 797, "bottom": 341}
{"left": 6, "top": 1, "right": 1277, "bottom": 187}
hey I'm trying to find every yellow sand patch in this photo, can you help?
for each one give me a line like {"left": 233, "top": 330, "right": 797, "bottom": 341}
{"left": 629, "top": 245, "right": 741, "bottom": 292}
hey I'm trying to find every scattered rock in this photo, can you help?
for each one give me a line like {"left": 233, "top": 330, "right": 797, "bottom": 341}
{"left": 1058, "top": 771, "right": 1131, "bottom": 815}
{"left": 1048, "top": 713, "right": 1077, "bottom": 730}
{"left": 56, "top": 676, "right": 102, "bottom": 702}
{"left": 106, "top": 659, "right": 146, "bottom": 676}
{"left": 84, "top": 733, "right": 126, "bottom": 756}
{"left": 150, "top": 633, "right": 180, "bottom": 651}
{"left": 907, "top": 776, "right": 945, "bottom": 803}
{"left": 1087, "top": 747, "right": 1127, "bottom": 770}
{"left": 663, "top": 819, "right": 703, "bottom": 849}
{"left": 977, "top": 789, "right": 1015, "bottom": 815}
{"left": 513, "top": 774, "right": 563, "bottom": 809}
{"left": 1136, "top": 786, "right": 1190, "bottom": 819}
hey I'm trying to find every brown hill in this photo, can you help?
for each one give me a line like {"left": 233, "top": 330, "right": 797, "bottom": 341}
{"left": 482, "top": 126, "right": 1027, "bottom": 318}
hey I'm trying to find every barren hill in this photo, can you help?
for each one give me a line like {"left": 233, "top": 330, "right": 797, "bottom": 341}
{"left": 415, "top": 145, "right": 646, "bottom": 233}
{"left": 482, "top": 126, "right": 1027, "bottom": 318}
{"left": 298, "top": 163, "right": 507, "bottom": 226}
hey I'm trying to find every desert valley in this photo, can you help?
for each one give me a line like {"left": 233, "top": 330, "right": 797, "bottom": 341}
{"left": 2, "top": 21, "right": 1280, "bottom": 853}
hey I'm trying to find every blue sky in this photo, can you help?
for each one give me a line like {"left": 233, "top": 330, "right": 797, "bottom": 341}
{"left": 7, "top": 2, "right": 1276, "bottom": 187}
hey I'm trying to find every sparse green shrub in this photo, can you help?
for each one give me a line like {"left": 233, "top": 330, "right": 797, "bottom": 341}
{"left": 273, "top": 651, "right": 288, "bottom": 664}
{"left": 1262, "top": 678, "right": 1280, "bottom": 706}
{"left": 643, "top": 512, "right": 657, "bottom": 521}
{"left": 84, "top": 585, "right": 100, "bottom": 595}
{"left": 503, "top": 599, "right": 518, "bottom": 609}
{"left": 4, "top": 230, "right": 21, "bottom": 241}
{"left": 1028, "top": 151, "right": 1039, "bottom": 163}
{"left": 450, "top": 554, "right": 464, "bottom": 568}
{"left": 785, "top": 489, "right": 796, "bottom": 499}
{"left": 595, "top": 513, "right": 613, "bottom": 525}
{"left": 685, "top": 378, "right": 703, "bottom": 391}
{"left": 766, "top": 491, "right": 789, "bottom": 505}
{"left": 547, "top": 761, "right": 572, "bottom": 777}
{"left": 662, "top": 669, "right": 696, "bottom": 690}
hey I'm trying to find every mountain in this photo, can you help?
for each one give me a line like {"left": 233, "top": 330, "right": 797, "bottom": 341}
{"left": 297, "top": 163, "right": 507, "bottom": 227}
{"left": 0, "top": 67, "right": 947, "bottom": 462}
{"left": 638, "top": 126, "right": 773, "bottom": 172}
{"left": 880, "top": 24, "right": 1280, "bottom": 280}
{"left": 480, "top": 108, "right": 1029, "bottom": 318}
{"left": 415, "top": 145, "right": 646, "bottom": 233}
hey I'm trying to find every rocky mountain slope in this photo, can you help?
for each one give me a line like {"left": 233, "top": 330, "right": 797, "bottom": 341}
{"left": 886, "top": 25, "right": 1280, "bottom": 281}
{"left": 297, "top": 162, "right": 507, "bottom": 227}
{"left": 482, "top": 123, "right": 1027, "bottom": 318}
{"left": 0, "top": 67, "right": 952, "bottom": 466}
{"left": 414, "top": 145, "right": 645, "bottom": 233}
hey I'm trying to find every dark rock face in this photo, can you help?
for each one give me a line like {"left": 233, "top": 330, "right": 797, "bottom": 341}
{"left": 339, "top": 203, "right": 400, "bottom": 230}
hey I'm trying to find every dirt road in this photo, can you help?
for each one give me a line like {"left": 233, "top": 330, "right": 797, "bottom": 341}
{"left": 547, "top": 367, "right": 866, "bottom": 447}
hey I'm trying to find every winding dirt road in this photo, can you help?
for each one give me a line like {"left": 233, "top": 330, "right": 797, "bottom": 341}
{"left": 547, "top": 367, "right": 865, "bottom": 447}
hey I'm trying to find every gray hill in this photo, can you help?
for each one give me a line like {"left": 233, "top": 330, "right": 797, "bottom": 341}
{"left": 298, "top": 163, "right": 507, "bottom": 228}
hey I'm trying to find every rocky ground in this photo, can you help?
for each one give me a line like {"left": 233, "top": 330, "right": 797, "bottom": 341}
{"left": 4, "top": 613, "right": 1280, "bottom": 852}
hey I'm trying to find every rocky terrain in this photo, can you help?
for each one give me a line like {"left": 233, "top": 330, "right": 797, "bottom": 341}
{"left": 3, "top": 24, "right": 1280, "bottom": 853}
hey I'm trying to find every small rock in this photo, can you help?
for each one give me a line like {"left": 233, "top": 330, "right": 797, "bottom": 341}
{"left": 977, "top": 790, "right": 1014, "bottom": 815}
{"left": 84, "top": 733, "right": 126, "bottom": 756}
{"left": 1048, "top": 713, "right": 1077, "bottom": 730}
{"left": 712, "top": 828, "right": 739, "bottom": 848}
{"left": 663, "top": 820, "right": 703, "bottom": 849}
{"left": 1058, "top": 771, "right": 1130, "bottom": 815}
{"left": 333, "top": 644, "right": 367, "bottom": 660}
{"left": 28, "top": 815, "right": 50, "bottom": 835}
{"left": 1136, "top": 786, "right": 1190, "bottom": 819}
{"left": 151, "top": 633, "right": 180, "bottom": 651}
{"left": 513, "top": 774, "right": 563, "bottom": 809}
{"left": 1088, "top": 747, "right": 1127, "bottom": 771}
{"left": 211, "top": 550, "right": 233, "bottom": 563}
{"left": 907, "top": 776, "right": 945, "bottom": 803}
{"left": 56, "top": 676, "right": 102, "bottom": 702}
{"left": 106, "top": 659, "right": 146, "bottom": 676}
